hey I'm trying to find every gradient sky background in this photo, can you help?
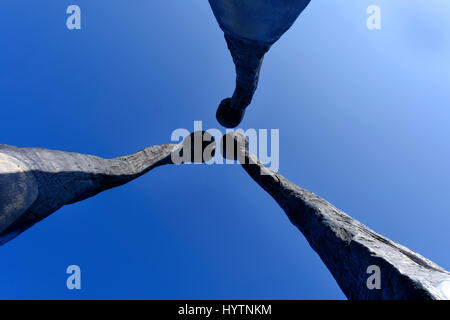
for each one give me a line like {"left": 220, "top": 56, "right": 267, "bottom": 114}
{"left": 1, "top": 1, "right": 449, "bottom": 299}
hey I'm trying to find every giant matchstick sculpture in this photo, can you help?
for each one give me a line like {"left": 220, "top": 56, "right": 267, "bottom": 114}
{"left": 0, "top": 132, "right": 215, "bottom": 246}
{"left": 2, "top": 130, "right": 450, "bottom": 299}
{"left": 209, "top": 0, "right": 312, "bottom": 128}
{"left": 221, "top": 132, "right": 450, "bottom": 300}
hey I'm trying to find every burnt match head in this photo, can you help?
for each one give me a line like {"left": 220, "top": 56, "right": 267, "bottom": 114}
{"left": 175, "top": 131, "right": 216, "bottom": 164}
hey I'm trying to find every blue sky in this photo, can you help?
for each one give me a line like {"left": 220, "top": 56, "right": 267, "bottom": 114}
{"left": 0, "top": 1, "right": 449, "bottom": 299}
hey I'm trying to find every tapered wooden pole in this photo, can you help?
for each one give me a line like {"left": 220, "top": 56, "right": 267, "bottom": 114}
{"left": 221, "top": 132, "right": 450, "bottom": 300}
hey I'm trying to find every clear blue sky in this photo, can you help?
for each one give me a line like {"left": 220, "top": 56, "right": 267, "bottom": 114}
{"left": 0, "top": 1, "right": 449, "bottom": 299}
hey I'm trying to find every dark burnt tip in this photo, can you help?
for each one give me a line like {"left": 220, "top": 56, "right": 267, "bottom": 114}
{"left": 179, "top": 131, "right": 216, "bottom": 164}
